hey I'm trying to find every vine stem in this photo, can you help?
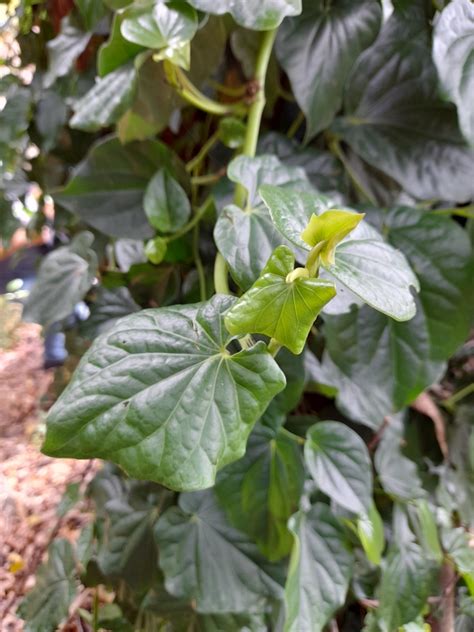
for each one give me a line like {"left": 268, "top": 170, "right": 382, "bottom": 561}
{"left": 186, "top": 131, "right": 219, "bottom": 173}
{"left": 328, "top": 138, "right": 377, "bottom": 206}
{"left": 166, "top": 197, "right": 212, "bottom": 242}
{"left": 213, "top": 28, "right": 278, "bottom": 295}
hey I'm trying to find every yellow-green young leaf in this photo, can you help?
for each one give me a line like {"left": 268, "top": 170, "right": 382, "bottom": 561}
{"left": 357, "top": 502, "right": 385, "bottom": 565}
{"left": 145, "top": 236, "right": 167, "bottom": 265}
{"left": 414, "top": 500, "right": 442, "bottom": 563}
{"left": 224, "top": 246, "right": 336, "bottom": 355}
{"left": 300, "top": 210, "right": 364, "bottom": 265}
{"left": 42, "top": 295, "right": 286, "bottom": 491}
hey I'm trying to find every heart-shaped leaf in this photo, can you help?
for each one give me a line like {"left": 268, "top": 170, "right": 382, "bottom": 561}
{"left": 260, "top": 186, "right": 419, "bottom": 320}
{"left": 276, "top": 0, "right": 382, "bottom": 140}
{"left": 155, "top": 490, "right": 284, "bottom": 612}
{"left": 225, "top": 245, "right": 336, "bottom": 354}
{"left": 216, "top": 417, "right": 305, "bottom": 561}
{"left": 42, "top": 295, "right": 285, "bottom": 491}
{"left": 285, "top": 504, "right": 354, "bottom": 632}
{"left": 144, "top": 168, "right": 191, "bottom": 233}
{"left": 23, "top": 232, "right": 97, "bottom": 329}
{"left": 187, "top": 0, "right": 301, "bottom": 30}
{"left": 305, "top": 420, "right": 373, "bottom": 515}
{"left": 433, "top": 0, "right": 474, "bottom": 146}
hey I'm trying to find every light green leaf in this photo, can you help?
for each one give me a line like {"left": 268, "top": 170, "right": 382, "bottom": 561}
{"left": 80, "top": 287, "right": 140, "bottom": 339}
{"left": 218, "top": 116, "right": 246, "bottom": 149}
{"left": 228, "top": 155, "right": 308, "bottom": 209}
{"left": 115, "top": 239, "right": 146, "bottom": 271}
{"left": 187, "top": 0, "right": 301, "bottom": 30}
{"left": 412, "top": 500, "right": 442, "bottom": 563}
{"left": 44, "top": 17, "right": 90, "bottom": 88}
{"left": 98, "top": 11, "right": 145, "bottom": 76}
{"left": 75, "top": 0, "right": 108, "bottom": 30}
{"left": 301, "top": 209, "right": 364, "bottom": 265}
{"left": 23, "top": 232, "right": 97, "bottom": 329}
{"left": 333, "top": 5, "right": 474, "bottom": 202}
{"left": 70, "top": 63, "right": 138, "bottom": 132}
{"left": 216, "top": 420, "right": 305, "bottom": 561}
{"left": 225, "top": 246, "right": 336, "bottom": 354}
{"left": 285, "top": 504, "right": 354, "bottom": 632}
{"left": 260, "top": 186, "right": 419, "bottom": 321}
{"left": 155, "top": 490, "right": 284, "bottom": 612}
{"left": 357, "top": 502, "right": 385, "bottom": 566}
{"left": 17, "top": 540, "right": 77, "bottom": 632}
{"left": 276, "top": 0, "right": 382, "bottom": 140}
{"left": 55, "top": 136, "right": 186, "bottom": 240}
{"left": 305, "top": 420, "right": 372, "bottom": 514}
{"left": 42, "top": 295, "right": 285, "bottom": 491}
{"left": 144, "top": 168, "right": 191, "bottom": 233}
{"left": 145, "top": 236, "right": 168, "bottom": 264}
{"left": 121, "top": 1, "right": 198, "bottom": 50}
{"left": 433, "top": 0, "right": 474, "bottom": 146}
{"left": 377, "top": 544, "right": 434, "bottom": 632}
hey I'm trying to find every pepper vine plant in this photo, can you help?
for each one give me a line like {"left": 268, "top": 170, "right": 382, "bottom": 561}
{"left": 2, "top": 0, "right": 474, "bottom": 630}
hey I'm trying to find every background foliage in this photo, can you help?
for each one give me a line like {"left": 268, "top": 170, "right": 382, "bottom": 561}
{"left": 1, "top": 0, "right": 473, "bottom": 630}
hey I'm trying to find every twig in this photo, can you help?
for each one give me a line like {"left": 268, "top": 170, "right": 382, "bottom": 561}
{"left": 368, "top": 417, "right": 391, "bottom": 452}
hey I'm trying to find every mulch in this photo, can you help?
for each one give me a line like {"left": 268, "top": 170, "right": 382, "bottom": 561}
{"left": 0, "top": 323, "right": 98, "bottom": 631}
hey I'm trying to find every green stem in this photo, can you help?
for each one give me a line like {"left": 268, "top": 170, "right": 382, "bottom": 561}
{"left": 191, "top": 172, "right": 224, "bottom": 186}
{"left": 430, "top": 205, "right": 474, "bottom": 219}
{"left": 193, "top": 225, "right": 206, "bottom": 302}
{"left": 267, "top": 338, "right": 282, "bottom": 357}
{"left": 186, "top": 131, "right": 219, "bottom": 173}
{"left": 214, "top": 252, "right": 230, "bottom": 295}
{"left": 234, "top": 28, "right": 278, "bottom": 207}
{"left": 281, "top": 427, "right": 305, "bottom": 445}
{"left": 329, "top": 138, "right": 377, "bottom": 206}
{"left": 166, "top": 197, "right": 212, "bottom": 242}
{"left": 442, "top": 383, "right": 474, "bottom": 413}
{"left": 287, "top": 110, "right": 305, "bottom": 139}
{"left": 92, "top": 588, "right": 99, "bottom": 632}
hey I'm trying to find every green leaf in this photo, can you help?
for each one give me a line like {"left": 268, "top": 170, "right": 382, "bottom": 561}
{"left": 187, "top": 0, "right": 301, "bottom": 30}
{"left": 260, "top": 186, "right": 419, "bottom": 321}
{"left": 80, "top": 287, "right": 140, "bottom": 339}
{"left": 374, "top": 415, "right": 425, "bottom": 500}
{"left": 284, "top": 504, "right": 354, "bottom": 632}
{"left": 70, "top": 63, "right": 138, "bottom": 132}
{"left": 301, "top": 209, "right": 364, "bottom": 265}
{"left": 228, "top": 155, "right": 308, "bottom": 209}
{"left": 225, "top": 246, "right": 336, "bottom": 354}
{"left": 44, "top": 17, "right": 90, "bottom": 88}
{"left": 377, "top": 544, "right": 434, "bottom": 632}
{"left": 276, "top": 0, "right": 382, "bottom": 140}
{"left": 98, "top": 11, "right": 145, "bottom": 76}
{"left": 155, "top": 490, "right": 284, "bottom": 612}
{"left": 42, "top": 295, "right": 286, "bottom": 491}
{"left": 305, "top": 420, "right": 372, "bottom": 514}
{"left": 357, "top": 502, "right": 385, "bottom": 566}
{"left": 216, "top": 420, "right": 305, "bottom": 561}
{"left": 332, "top": 6, "right": 474, "bottom": 202}
{"left": 18, "top": 540, "right": 77, "bottom": 632}
{"left": 23, "top": 232, "right": 97, "bottom": 329}
{"left": 75, "top": 0, "right": 108, "bottom": 30}
{"left": 115, "top": 239, "right": 146, "bottom": 271}
{"left": 56, "top": 482, "right": 81, "bottom": 518}
{"left": 145, "top": 236, "right": 168, "bottom": 264}
{"left": 55, "top": 136, "right": 186, "bottom": 240}
{"left": 433, "top": 0, "right": 474, "bottom": 146}
{"left": 442, "top": 527, "right": 474, "bottom": 595}
{"left": 258, "top": 132, "right": 348, "bottom": 197}
{"left": 121, "top": 1, "right": 198, "bottom": 50}
{"left": 144, "top": 168, "right": 191, "bottom": 233}
{"left": 218, "top": 116, "right": 246, "bottom": 149}
{"left": 413, "top": 500, "right": 442, "bottom": 563}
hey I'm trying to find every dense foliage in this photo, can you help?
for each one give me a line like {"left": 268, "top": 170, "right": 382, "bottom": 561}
{"left": 1, "top": 0, "right": 474, "bottom": 630}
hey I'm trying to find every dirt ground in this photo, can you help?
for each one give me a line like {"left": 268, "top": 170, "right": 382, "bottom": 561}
{"left": 0, "top": 323, "right": 96, "bottom": 631}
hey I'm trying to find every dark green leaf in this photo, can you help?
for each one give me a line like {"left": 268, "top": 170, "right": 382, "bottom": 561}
{"left": 442, "top": 527, "right": 474, "bottom": 595}
{"left": 187, "top": 0, "right": 302, "bottom": 30}
{"left": 70, "top": 63, "right": 138, "bottom": 132}
{"left": 44, "top": 17, "right": 90, "bottom": 88}
{"left": 333, "top": 6, "right": 474, "bottom": 202}
{"left": 305, "top": 420, "right": 372, "bottom": 514}
{"left": 55, "top": 136, "right": 186, "bottom": 240}
{"left": 17, "top": 540, "right": 77, "bottom": 632}
{"left": 225, "top": 245, "right": 336, "bottom": 354}
{"left": 98, "top": 11, "right": 145, "bottom": 76}
{"left": 155, "top": 490, "right": 284, "bottom": 612}
{"left": 285, "top": 504, "right": 354, "bottom": 632}
{"left": 377, "top": 544, "right": 434, "bottom": 631}
{"left": 276, "top": 0, "right": 382, "bottom": 140}
{"left": 42, "top": 295, "right": 285, "bottom": 491}
{"left": 216, "top": 420, "right": 305, "bottom": 561}
{"left": 75, "top": 0, "right": 108, "bottom": 31}
{"left": 433, "top": 0, "right": 474, "bottom": 146}
{"left": 80, "top": 287, "right": 140, "bottom": 339}
{"left": 144, "top": 168, "right": 191, "bottom": 233}
{"left": 23, "top": 232, "right": 97, "bottom": 329}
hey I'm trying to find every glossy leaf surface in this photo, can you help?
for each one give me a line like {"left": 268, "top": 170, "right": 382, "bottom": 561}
{"left": 187, "top": 0, "right": 301, "bottom": 30}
